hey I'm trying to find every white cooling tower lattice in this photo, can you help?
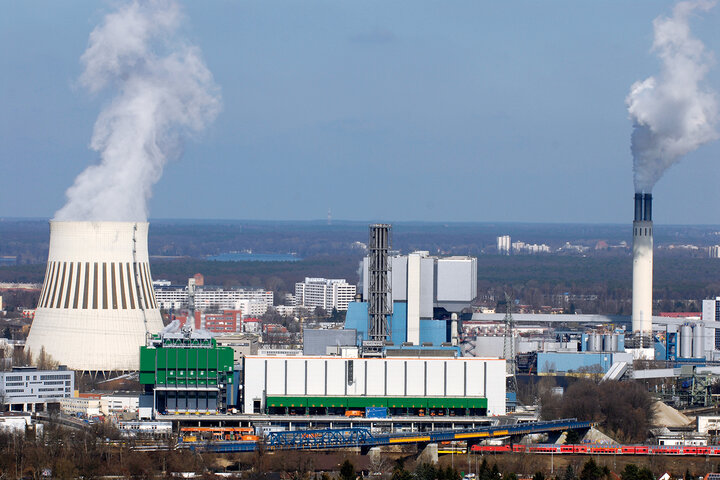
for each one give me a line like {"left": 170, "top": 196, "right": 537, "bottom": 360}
{"left": 25, "top": 221, "right": 164, "bottom": 371}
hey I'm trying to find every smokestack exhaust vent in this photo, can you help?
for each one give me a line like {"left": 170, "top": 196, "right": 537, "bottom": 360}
{"left": 643, "top": 193, "right": 652, "bottom": 221}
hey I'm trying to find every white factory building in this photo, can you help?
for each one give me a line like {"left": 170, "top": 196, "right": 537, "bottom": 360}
{"left": 243, "top": 356, "right": 506, "bottom": 416}
{"left": 295, "top": 278, "right": 357, "bottom": 312}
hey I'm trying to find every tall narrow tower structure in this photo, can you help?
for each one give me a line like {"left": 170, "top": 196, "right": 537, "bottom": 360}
{"left": 631, "top": 193, "right": 654, "bottom": 357}
{"left": 25, "top": 221, "right": 165, "bottom": 373}
{"left": 365, "top": 224, "right": 391, "bottom": 355}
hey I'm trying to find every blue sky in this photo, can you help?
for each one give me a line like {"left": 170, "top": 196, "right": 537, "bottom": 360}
{"left": 2, "top": 1, "right": 720, "bottom": 224}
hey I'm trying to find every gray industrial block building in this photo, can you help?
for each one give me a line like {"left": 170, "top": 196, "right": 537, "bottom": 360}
{"left": 303, "top": 328, "right": 358, "bottom": 355}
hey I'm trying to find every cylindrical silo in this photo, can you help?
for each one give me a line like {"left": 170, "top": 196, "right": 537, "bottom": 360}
{"left": 611, "top": 334, "right": 619, "bottom": 352}
{"left": 25, "top": 221, "right": 165, "bottom": 372}
{"left": 680, "top": 324, "right": 693, "bottom": 358}
{"left": 594, "top": 333, "right": 603, "bottom": 352}
{"left": 587, "top": 334, "right": 596, "bottom": 352}
{"left": 692, "top": 325, "right": 704, "bottom": 359}
{"left": 603, "top": 334, "right": 613, "bottom": 352}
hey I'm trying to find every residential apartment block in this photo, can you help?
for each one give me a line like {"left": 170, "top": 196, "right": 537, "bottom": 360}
{"left": 295, "top": 278, "right": 356, "bottom": 312}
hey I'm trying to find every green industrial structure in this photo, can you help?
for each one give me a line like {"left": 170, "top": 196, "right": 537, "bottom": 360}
{"left": 266, "top": 395, "right": 488, "bottom": 416}
{"left": 140, "top": 331, "right": 236, "bottom": 414}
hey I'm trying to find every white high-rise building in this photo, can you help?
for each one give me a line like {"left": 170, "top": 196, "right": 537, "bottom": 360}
{"left": 295, "top": 278, "right": 356, "bottom": 312}
{"left": 497, "top": 235, "right": 511, "bottom": 255}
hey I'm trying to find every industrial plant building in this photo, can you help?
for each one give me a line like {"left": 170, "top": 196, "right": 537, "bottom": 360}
{"left": 139, "top": 329, "right": 236, "bottom": 415}
{"left": 242, "top": 356, "right": 506, "bottom": 416}
{"left": 303, "top": 328, "right": 358, "bottom": 355}
{"left": 353, "top": 251, "right": 476, "bottom": 347}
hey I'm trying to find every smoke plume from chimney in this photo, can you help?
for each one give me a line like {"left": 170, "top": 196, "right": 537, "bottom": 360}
{"left": 626, "top": 0, "right": 718, "bottom": 193}
{"left": 54, "top": 0, "right": 221, "bottom": 221}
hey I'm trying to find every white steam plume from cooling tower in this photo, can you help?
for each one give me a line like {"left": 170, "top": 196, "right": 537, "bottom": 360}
{"left": 54, "top": 0, "right": 221, "bottom": 222}
{"left": 627, "top": 0, "right": 718, "bottom": 193}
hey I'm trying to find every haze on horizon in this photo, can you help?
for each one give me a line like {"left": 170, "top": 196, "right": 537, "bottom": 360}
{"left": 1, "top": 1, "right": 720, "bottom": 225}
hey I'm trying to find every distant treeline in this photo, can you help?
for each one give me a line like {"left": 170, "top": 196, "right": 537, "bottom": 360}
{"left": 2, "top": 253, "right": 719, "bottom": 315}
{"left": 2, "top": 220, "right": 720, "bottom": 314}
{"left": 5, "top": 219, "right": 720, "bottom": 264}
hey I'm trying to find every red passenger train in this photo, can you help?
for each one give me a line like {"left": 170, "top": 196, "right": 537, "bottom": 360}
{"left": 470, "top": 444, "right": 720, "bottom": 456}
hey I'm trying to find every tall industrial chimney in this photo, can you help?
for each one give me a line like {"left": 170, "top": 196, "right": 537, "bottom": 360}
{"left": 25, "top": 221, "right": 165, "bottom": 373}
{"left": 631, "top": 193, "right": 653, "bottom": 354}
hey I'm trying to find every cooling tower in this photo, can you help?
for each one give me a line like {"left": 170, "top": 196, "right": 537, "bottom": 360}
{"left": 25, "top": 221, "right": 164, "bottom": 372}
{"left": 631, "top": 193, "right": 653, "bottom": 352}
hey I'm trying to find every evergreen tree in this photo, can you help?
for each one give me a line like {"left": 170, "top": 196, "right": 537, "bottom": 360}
{"left": 478, "top": 459, "right": 491, "bottom": 480}
{"left": 580, "top": 459, "right": 605, "bottom": 480}
{"left": 563, "top": 465, "right": 576, "bottom": 480}
{"left": 340, "top": 460, "right": 355, "bottom": 480}
{"left": 415, "top": 463, "right": 437, "bottom": 480}
{"left": 392, "top": 463, "right": 413, "bottom": 480}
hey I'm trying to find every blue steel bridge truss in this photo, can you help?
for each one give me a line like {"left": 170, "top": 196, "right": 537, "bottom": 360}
{"left": 188, "top": 418, "right": 593, "bottom": 453}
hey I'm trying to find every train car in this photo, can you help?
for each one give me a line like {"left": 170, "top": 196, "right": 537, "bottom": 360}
{"left": 471, "top": 443, "right": 720, "bottom": 457}
{"left": 471, "top": 445, "right": 501, "bottom": 453}
{"left": 589, "top": 446, "right": 622, "bottom": 455}
{"left": 180, "top": 427, "right": 254, "bottom": 442}
{"left": 652, "top": 446, "right": 682, "bottom": 456}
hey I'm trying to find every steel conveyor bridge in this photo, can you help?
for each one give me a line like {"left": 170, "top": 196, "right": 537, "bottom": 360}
{"left": 188, "top": 418, "right": 593, "bottom": 453}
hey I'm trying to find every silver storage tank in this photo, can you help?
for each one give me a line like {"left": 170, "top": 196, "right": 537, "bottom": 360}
{"left": 680, "top": 324, "right": 693, "bottom": 358}
{"left": 594, "top": 333, "right": 603, "bottom": 352}
{"left": 611, "top": 334, "right": 620, "bottom": 352}
{"left": 587, "top": 334, "right": 596, "bottom": 352}
{"left": 692, "top": 324, "right": 704, "bottom": 359}
{"left": 603, "top": 334, "right": 613, "bottom": 352}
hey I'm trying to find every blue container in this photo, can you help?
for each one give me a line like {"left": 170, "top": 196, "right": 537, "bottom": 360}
{"left": 366, "top": 407, "right": 387, "bottom": 418}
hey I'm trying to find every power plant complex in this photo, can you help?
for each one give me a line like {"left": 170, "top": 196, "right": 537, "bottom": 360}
{"left": 14, "top": 193, "right": 720, "bottom": 443}
{"left": 8, "top": 0, "right": 720, "bottom": 466}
